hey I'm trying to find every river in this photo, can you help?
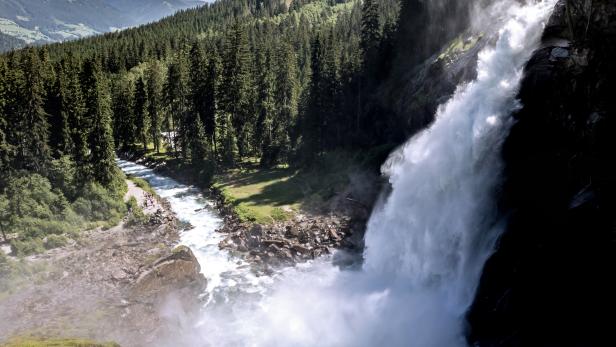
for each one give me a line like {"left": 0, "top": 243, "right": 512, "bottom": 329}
{"left": 117, "top": 1, "right": 556, "bottom": 345}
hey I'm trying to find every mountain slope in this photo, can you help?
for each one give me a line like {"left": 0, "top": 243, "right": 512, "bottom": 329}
{"left": 0, "top": 0, "right": 206, "bottom": 51}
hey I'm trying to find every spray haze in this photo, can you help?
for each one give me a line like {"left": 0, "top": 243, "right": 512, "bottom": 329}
{"left": 117, "top": 1, "right": 557, "bottom": 346}
{"left": 154, "top": 1, "right": 558, "bottom": 346}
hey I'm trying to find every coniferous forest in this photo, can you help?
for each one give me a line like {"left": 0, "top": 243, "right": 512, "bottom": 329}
{"left": 2, "top": 0, "right": 616, "bottom": 346}
{"left": 0, "top": 0, "right": 403, "bottom": 253}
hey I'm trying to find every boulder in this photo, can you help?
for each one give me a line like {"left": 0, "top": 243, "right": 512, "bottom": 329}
{"left": 131, "top": 246, "right": 206, "bottom": 299}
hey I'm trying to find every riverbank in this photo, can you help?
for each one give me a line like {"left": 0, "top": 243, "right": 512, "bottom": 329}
{"left": 0, "top": 179, "right": 206, "bottom": 346}
{"left": 120, "top": 150, "right": 382, "bottom": 268}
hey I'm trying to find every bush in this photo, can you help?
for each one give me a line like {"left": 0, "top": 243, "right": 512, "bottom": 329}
{"left": 128, "top": 176, "right": 156, "bottom": 196}
{"left": 73, "top": 182, "right": 126, "bottom": 223}
{"left": 10, "top": 238, "right": 45, "bottom": 256}
{"left": 44, "top": 234, "right": 69, "bottom": 249}
{"left": 125, "top": 196, "right": 148, "bottom": 226}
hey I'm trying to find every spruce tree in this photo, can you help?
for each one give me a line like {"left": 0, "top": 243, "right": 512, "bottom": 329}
{"left": 203, "top": 45, "right": 221, "bottom": 154}
{"left": 188, "top": 42, "right": 208, "bottom": 159}
{"left": 82, "top": 59, "right": 116, "bottom": 185}
{"left": 112, "top": 77, "right": 135, "bottom": 151}
{"left": 191, "top": 116, "right": 209, "bottom": 168}
{"left": 134, "top": 76, "right": 149, "bottom": 152}
{"left": 17, "top": 48, "right": 51, "bottom": 173}
{"left": 146, "top": 61, "right": 164, "bottom": 153}
{"left": 61, "top": 58, "right": 88, "bottom": 172}
{"left": 0, "top": 59, "right": 12, "bottom": 176}
{"left": 48, "top": 64, "right": 72, "bottom": 156}
{"left": 221, "top": 22, "right": 255, "bottom": 159}
{"left": 164, "top": 52, "right": 190, "bottom": 155}
{"left": 255, "top": 47, "right": 276, "bottom": 166}
{"left": 273, "top": 43, "right": 299, "bottom": 163}
{"left": 361, "top": 0, "right": 381, "bottom": 57}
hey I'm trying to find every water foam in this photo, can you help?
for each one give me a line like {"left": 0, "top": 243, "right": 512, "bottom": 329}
{"left": 119, "top": 1, "right": 556, "bottom": 345}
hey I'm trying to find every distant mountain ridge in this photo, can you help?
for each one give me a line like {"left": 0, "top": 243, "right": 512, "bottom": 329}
{"left": 0, "top": 0, "right": 206, "bottom": 51}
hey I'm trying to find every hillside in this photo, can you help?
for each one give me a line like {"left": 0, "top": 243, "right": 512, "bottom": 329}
{"left": 0, "top": 0, "right": 207, "bottom": 52}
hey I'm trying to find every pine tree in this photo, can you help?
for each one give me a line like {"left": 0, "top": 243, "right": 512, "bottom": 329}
{"left": 17, "top": 48, "right": 51, "bottom": 173}
{"left": 321, "top": 29, "right": 342, "bottom": 150}
{"left": 273, "top": 43, "right": 300, "bottom": 164}
{"left": 134, "top": 76, "right": 149, "bottom": 152}
{"left": 164, "top": 52, "right": 190, "bottom": 155}
{"left": 112, "top": 76, "right": 135, "bottom": 151}
{"left": 361, "top": 0, "right": 381, "bottom": 57}
{"left": 61, "top": 58, "right": 88, "bottom": 171}
{"left": 0, "top": 58, "right": 12, "bottom": 176}
{"left": 221, "top": 22, "right": 255, "bottom": 159}
{"left": 188, "top": 42, "right": 208, "bottom": 159}
{"left": 146, "top": 61, "right": 164, "bottom": 153}
{"left": 82, "top": 59, "right": 116, "bottom": 185}
{"left": 203, "top": 45, "right": 221, "bottom": 154}
{"left": 191, "top": 116, "right": 209, "bottom": 167}
{"left": 48, "top": 64, "right": 72, "bottom": 156}
{"left": 255, "top": 47, "right": 277, "bottom": 166}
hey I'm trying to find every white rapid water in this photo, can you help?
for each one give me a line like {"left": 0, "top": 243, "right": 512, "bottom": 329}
{"left": 118, "top": 1, "right": 556, "bottom": 346}
{"left": 116, "top": 160, "right": 272, "bottom": 302}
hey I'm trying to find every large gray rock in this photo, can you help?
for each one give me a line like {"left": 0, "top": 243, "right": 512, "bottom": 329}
{"left": 131, "top": 246, "right": 206, "bottom": 299}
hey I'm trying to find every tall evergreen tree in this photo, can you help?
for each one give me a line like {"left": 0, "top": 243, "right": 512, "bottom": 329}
{"left": 48, "top": 64, "right": 72, "bottom": 156}
{"left": 361, "top": 0, "right": 381, "bottom": 57}
{"left": 17, "top": 48, "right": 51, "bottom": 173}
{"left": 146, "top": 61, "right": 164, "bottom": 153}
{"left": 164, "top": 52, "right": 190, "bottom": 155}
{"left": 221, "top": 22, "right": 255, "bottom": 159}
{"left": 255, "top": 47, "right": 277, "bottom": 165}
{"left": 82, "top": 59, "right": 116, "bottom": 185}
{"left": 203, "top": 45, "right": 221, "bottom": 154}
{"left": 112, "top": 76, "right": 135, "bottom": 151}
{"left": 273, "top": 43, "right": 300, "bottom": 163}
{"left": 188, "top": 42, "right": 208, "bottom": 159}
{"left": 61, "top": 58, "right": 88, "bottom": 170}
{"left": 0, "top": 58, "right": 12, "bottom": 176}
{"left": 134, "top": 76, "right": 149, "bottom": 152}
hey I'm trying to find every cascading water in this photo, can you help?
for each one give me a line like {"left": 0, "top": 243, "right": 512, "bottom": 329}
{"left": 119, "top": 1, "right": 556, "bottom": 346}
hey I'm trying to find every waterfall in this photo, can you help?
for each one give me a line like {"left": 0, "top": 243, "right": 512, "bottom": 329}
{"left": 365, "top": 0, "right": 557, "bottom": 321}
{"left": 142, "top": 1, "right": 558, "bottom": 346}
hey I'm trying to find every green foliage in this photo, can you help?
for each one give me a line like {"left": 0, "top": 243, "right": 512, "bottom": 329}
{"left": 10, "top": 238, "right": 45, "bottom": 256}
{"left": 0, "top": 172, "right": 127, "bottom": 256}
{"left": 44, "top": 234, "right": 69, "bottom": 250}
{"left": 127, "top": 176, "right": 156, "bottom": 196}
{"left": 125, "top": 196, "right": 148, "bottom": 227}
{"left": 72, "top": 182, "right": 126, "bottom": 225}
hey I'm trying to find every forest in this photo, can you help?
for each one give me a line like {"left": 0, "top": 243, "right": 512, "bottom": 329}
{"left": 0, "top": 0, "right": 405, "bottom": 254}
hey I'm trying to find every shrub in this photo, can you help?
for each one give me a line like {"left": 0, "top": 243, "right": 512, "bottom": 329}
{"left": 10, "top": 238, "right": 45, "bottom": 256}
{"left": 73, "top": 182, "right": 126, "bottom": 223}
{"left": 127, "top": 176, "right": 156, "bottom": 196}
{"left": 125, "top": 197, "right": 148, "bottom": 226}
{"left": 44, "top": 234, "right": 69, "bottom": 249}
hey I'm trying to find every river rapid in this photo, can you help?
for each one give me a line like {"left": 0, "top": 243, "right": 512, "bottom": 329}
{"left": 117, "top": 1, "right": 556, "bottom": 345}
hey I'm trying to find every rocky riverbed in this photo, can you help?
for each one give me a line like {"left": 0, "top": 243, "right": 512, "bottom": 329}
{"left": 0, "top": 181, "right": 206, "bottom": 346}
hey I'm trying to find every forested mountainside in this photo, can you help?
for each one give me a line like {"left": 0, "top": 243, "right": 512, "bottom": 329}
{"left": 0, "top": 0, "right": 206, "bottom": 52}
{"left": 0, "top": 0, "right": 403, "bottom": 254}
{"left": 2, "top": 0, "right": 615, "bottom": 345}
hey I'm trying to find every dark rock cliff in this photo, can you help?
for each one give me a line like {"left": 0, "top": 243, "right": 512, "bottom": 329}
{"left": 468, "top": 1, "right": 616, "bottom": 346}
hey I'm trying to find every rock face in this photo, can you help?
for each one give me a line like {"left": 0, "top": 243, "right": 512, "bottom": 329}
{"left": 468, "top": 1, "right": 616, "bottom": 346}
{"left": 132, "top": 245, "right": 206, "bottom": 299}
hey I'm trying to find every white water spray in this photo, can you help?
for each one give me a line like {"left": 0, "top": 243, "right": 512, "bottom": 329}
{"left": 120, "top": 1, "right": 556, "bottom": 346}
